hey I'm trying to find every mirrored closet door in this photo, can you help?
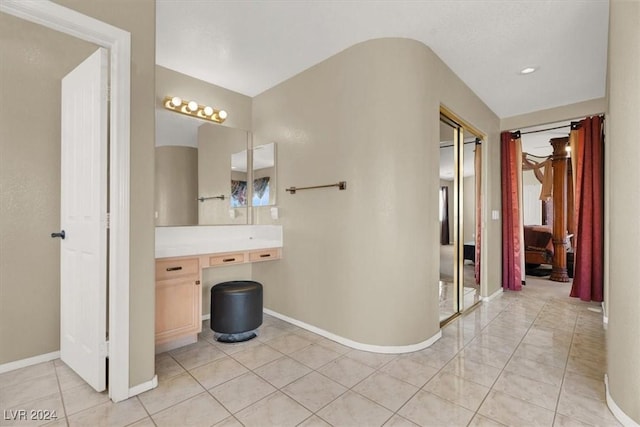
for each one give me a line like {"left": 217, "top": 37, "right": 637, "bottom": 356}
{"left": 438, "top": 112, "right": 482, "bottom": 324}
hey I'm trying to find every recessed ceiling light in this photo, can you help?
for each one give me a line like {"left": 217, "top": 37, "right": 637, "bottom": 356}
{"left": 520, "top": 67, "right": 537, "bottom": 75}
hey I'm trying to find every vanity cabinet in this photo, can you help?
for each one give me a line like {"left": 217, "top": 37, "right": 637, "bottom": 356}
{"left": 155, "top": 256, "right": 202, "bottom": 346}
{"left": 155, "top": 244, "right": 282, "bottom": 350}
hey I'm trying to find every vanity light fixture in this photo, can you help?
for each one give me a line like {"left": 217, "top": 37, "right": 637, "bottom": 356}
{"left": 163, "top": 96, "right": 228, "bottom": 124}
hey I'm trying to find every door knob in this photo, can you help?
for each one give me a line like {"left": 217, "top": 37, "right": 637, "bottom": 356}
{"left": 51, "top": 230, "right": 66, "bottom": 239}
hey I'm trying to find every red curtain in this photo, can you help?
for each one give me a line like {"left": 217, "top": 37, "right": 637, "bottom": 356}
{"left": 570, "top": 116, "right": 604, "bottom": 302}
{"left": 501, "top": 131, "right": 524, "bottom": 291}
{"left": 440, "top": 187, "right": 450, "bottom": 245}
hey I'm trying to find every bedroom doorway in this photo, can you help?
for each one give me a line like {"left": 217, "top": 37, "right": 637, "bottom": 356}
{"left": 438, "top": 110, "right": 482, "bottom": 324}
{"left": 520, "top": 123, "right": 565, "bottom": 280}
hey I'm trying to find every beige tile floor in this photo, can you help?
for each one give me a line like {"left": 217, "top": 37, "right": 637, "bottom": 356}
{"left": 0, "top": 277, "right": 618, "bottom": 427}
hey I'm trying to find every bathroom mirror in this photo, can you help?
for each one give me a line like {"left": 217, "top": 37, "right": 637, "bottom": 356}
{"left": 198, "top": 123, "right": 250, "bottom": 224}
{"left": 220, "top": 142, "right": 277, "bottom": 208}
{"left": 230, "top": 148, "right": 249, "bottom": 207}
{"left": 155, "top": 108, "right": 250, "bottom": 225}
{"left": 252, "top": 142, "right": 276, "bottom": 206}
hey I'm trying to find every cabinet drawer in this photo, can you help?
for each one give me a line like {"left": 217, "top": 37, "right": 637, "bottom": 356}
{"left": 156, "top": 257, "right": 199, "bottom": 281}
{"left": 249, "top": 248, "right": 280, "bottom": 262}
{"left": 210, "top": 252, "right": 245, "bottom": 266}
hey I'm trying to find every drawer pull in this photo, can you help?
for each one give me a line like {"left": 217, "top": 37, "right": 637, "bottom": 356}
{"left": 223, "top": 258, "right": 236, "bottom": 262}
{"left": 166, "top": 266, "right": 182, "bottom": 271}
{"left": 259, "top": 254, "right": 271, "bottom": 258}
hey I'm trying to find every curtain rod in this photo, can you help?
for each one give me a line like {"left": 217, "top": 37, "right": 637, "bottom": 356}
{"left": 439, "top": 139, "right": 482, "bottom": 149}
{"left": 518, "top": 121, "right": 582, "bottom": 136}
{"left": 520, "top": 124, "right": 570, "bottom": 135}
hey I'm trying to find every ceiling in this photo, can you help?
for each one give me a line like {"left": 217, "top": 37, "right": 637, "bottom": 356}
{"left": 156, "top": 0, "right": 609, "bottom": 119}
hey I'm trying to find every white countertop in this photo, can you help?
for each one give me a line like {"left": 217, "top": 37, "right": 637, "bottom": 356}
{"left": 155, "top": 225, "right": 283, "bottom": 258}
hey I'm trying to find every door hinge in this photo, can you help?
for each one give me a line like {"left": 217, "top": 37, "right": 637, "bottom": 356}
{"left": 100, "top": 341, "right": 109, "bottom": 358}
{"left": 105, "top": 213, "right": 110, "bottom": 229}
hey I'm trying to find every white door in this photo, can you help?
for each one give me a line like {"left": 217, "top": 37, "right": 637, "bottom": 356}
{"left": 59, "top": 48, "right": 108, "bottom": 392}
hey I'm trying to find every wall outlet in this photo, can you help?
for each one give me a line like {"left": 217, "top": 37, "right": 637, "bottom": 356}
{"left": 492, "top": 210, "right": 500, "bottom": 220}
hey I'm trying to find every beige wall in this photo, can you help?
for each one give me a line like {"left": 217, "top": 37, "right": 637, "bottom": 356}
{"left": 522, "top": 170, "right": 543, "bottom": 226}
{"left": 155, "top": 146, "right": 198, "bottom": 226}
{"left": 53, "top": 0, "right": 156, "bottom": 388}
{"left": 0, "top": 13, "right": 97, "bottom": 365}
{"left": 606, "top": 0, "right": 640, "bottom": 423}
{"left": 252, "top": 38, "right": 500, "bottom": 346}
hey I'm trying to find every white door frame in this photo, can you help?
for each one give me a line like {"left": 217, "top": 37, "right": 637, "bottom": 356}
{"left": 0, "top": 0, "right": 131, "bottom": 402}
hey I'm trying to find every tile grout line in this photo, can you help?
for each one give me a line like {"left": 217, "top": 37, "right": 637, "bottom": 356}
{"left": 550, "top": 305, "right": 579, "bottom": 426}
{"left": 150, "top": 345, "right": 237, "bottom": 421}
{"left": 386, "top": 296, "right": 521, "bottom": 426}
{"left": 153, "top": 304, "right": 605, "bottom": 427}
{"left": 461, "top": 294, "right": 547, "bottom": 425}
{"left": 52, "top": 361, "right": 70, "bottom": 427}
{"left": 169, "top": 343, "right": 259, "bottom": 422}
{"left": 462, "top": 296, "right": 527, "bottom": 425}
{"left": 131, "top": 394, "right": 156, "bottom": 426}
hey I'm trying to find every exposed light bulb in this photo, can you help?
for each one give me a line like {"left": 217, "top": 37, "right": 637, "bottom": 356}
{"left": 163, "top": 95, "right": 227, "bottom": 123}
{"left": 520, "top": 67, "right": 537, "bottom": 75}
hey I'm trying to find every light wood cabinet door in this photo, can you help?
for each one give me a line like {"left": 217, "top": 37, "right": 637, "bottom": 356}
{"left": 155, "top": 257, "right": 201, "bottom": 345}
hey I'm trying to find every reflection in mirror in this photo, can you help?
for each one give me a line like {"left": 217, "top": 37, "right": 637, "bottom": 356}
{"left": 198, "top": 123, "right": 249, "bottom": 224}
{"left": 252, "top": 142, "right": 276, "bottom": 206}
{"left": 230, "top": 149, "right": 248, "bottom": 207}
{"left": 155, "top": 108, "right": 199, "bottom": 226}
{"left": 155, "top": 108, "right": 249, "bottom": 225}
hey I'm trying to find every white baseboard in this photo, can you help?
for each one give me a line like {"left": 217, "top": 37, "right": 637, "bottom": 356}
{"left": 0, "top": 351, "right": 60, "bottom": 374}
{"left": 1, "top": 352, "right": 158, "bottom": 400}
{"left": 202, "top": 314, "right": 210, "bottom": 321}
{"left": 480, "top": 287, "right": 503, "bottom": 302}
{"left": 263, "top": 308, "right": 442, "bottom": 354}
{"left": 128, "top": 375, "right": 157, "bottom": 397}
{"left": 605, "top": 374, "right": 640, "bottom": 427}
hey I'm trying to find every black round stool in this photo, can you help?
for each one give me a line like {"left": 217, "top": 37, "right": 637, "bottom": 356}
{"left": 210, "top": 280, "right": 263, "bottom": 343}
